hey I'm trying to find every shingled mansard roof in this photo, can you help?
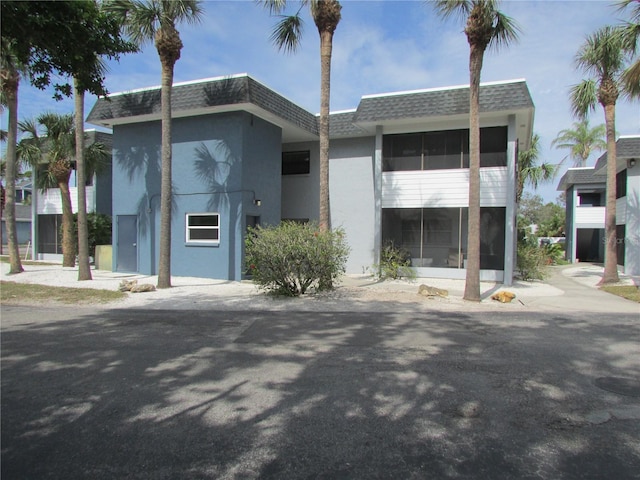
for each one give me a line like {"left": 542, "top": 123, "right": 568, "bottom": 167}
{"left": 556, "top": 167, "right": 605, "bottom": 192}
{"left": 87, "top": 74, "right": 534, "bottom": 145}
{"left": 593, "top": 135, "right": 640, "bottom": 174}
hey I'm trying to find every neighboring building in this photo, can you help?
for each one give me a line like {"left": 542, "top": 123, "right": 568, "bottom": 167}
{"left": 87, "top": 74, "right": 534, "bottom": 284}
{"left": 1, "top": 179, "right": 32, "bottom": 246}
{"left": 556, "top": 167, "right": 606, "bottom": 264}
{"left": 594, "top": 136, "right": 640, "bottom": 276}
{"left": 33, "top": 130, "right": 113, "bottom": 261}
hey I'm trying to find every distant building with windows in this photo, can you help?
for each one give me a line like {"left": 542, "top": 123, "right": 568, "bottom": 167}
{"left": 87, "top": 74, "right": 534, "bottom": 284}
{"left": 557, "top": 135, "right": 640, "bottom": 277}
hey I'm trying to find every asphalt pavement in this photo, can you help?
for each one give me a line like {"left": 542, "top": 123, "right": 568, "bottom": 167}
{"left": 1, "top": 263, "right": 639, "bottom": 479}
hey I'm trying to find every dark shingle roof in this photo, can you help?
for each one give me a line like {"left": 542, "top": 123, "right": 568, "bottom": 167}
{"left": 87, "top": 75, "right": 318, "bottom": 136}
{"left": 329, "top": 110, "right": 366, "bottom": 138}
{"left": 352, "top": 80, "right": 533, "bottom": 123}
{"left": 87, "top": 75, "right": 534, "bottom": 142}
{"left": 594, "top": 136, "right": 640, "bottom": 171}
{"left": 557, "top": 167, "right": 605, "bottom": 191}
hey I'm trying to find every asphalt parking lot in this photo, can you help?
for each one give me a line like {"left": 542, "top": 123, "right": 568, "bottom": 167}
{"left": 2, "top": 303, "right": 639, "bottom": 479}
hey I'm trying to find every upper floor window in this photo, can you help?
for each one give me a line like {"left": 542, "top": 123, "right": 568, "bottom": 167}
{"left": 186, "top": 213, "right": 220, "bottom": 244}
{"left": 616, "top": 169, "right": 627, "bottom": 199}
{"left": 383, "top": 127, "right": 507, "bottom": 172}
{"left": 282, "top": 150, "right": 310, "bottom": 175}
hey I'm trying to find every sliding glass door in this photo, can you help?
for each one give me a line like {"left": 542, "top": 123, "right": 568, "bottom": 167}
{"left": 381, "top": 207, "right": 505, "bottom": 270}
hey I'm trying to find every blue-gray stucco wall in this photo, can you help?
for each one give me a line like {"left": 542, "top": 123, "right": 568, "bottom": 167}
{"left": 112, "top": 111, "right": 281, "bottom": 280}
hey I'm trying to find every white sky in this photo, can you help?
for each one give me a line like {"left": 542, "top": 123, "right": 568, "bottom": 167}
{"left": 4, "top": 0, "right": 639, "bottom": 203}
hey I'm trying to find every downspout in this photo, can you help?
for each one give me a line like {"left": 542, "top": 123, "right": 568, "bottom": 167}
{"left": 503, "top": 115, "right": 517, "bottom": 286}
{"left": 31, "top": 169, "right": 38, "bottom": 260}
{"left": 374, "top": 125, "right": 383, "bottom": 270}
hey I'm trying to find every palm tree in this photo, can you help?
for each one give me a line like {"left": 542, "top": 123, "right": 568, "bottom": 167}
{"left": 571, "top": 25, "right": 631, "bottom": 285}
{"left": 74, "top": 78, "right": 92, "bottom": 280}
{"left": 617, "top": 0, "right": 640, "bottom": 97}
{"left": 0, "top": 38, "right": 24, "bottom": 274}
{"left": 108, "top": 0, "right": 203, "bottom": 288}
{"left": 434, "top": 0, "right": 519, "bottom": 301}
{"left": 18, "top": 113, "right": 109, "bottom": 268}
{"left": 19, "top": 114, "right": 77, "bottom": 267}
{"left": 517, "top": 133, "right": 558, "bottom": 203}
{"left": 262, "top": 0, "right": 342, "bottom": 232}
{"left": 551, "top": 119, "right": 607, "bottom": 168}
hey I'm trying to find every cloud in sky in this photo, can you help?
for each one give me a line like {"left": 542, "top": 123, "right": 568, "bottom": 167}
{"left": 5, "top": 0, "right": 639, "bottom": 203}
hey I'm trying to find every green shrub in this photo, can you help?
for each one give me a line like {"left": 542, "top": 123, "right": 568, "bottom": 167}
{"left": 375, "top": 241, "right": 416, "bottom": 280}
{"left": 245, "top": 221, "right": 350, "bottom": 296}
{"left": 517, "top": 241, "right": 548, "bottom": 281}
{"left": 542, "top": 242, "right": 564, "bottom": 265}
{"left": 72, "top": 212, "right": 112, "bottom": 257}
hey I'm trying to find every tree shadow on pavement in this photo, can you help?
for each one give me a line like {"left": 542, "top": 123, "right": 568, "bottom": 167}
{"left": 1, "top": 306, "right": 639, "bottom": 479}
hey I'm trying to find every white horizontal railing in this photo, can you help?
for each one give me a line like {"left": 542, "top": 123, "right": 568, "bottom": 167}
{"left": 381, "top": 166, "right": 508, "bottom": 208}
{"left": 37, "top": 186, "right": 96, "bottom": 214}
{"left": 575, "top": 206, "right": 605, "bottom": 227}
{"left": 617, "top": 197, "right": 627, "bottom": 225}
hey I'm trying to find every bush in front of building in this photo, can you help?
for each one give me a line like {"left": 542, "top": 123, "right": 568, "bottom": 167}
{"left": 375, "top": 241, "right": 415, "bottom": 280}
{"left": 245, "top": 221, "right": 350, "bottom": 296}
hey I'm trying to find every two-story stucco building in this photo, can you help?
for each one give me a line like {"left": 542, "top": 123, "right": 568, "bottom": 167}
{"left": 87, "top": 74, "right": 534, "bottom": 284}
{"left": 557, "top": 135, "right": 640, "bottom": 277}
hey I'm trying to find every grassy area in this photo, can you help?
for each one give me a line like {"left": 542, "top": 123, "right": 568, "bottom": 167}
{"left": 600, "top": 285, "right": 640, "bottom": 303}
{"left": 1, "top": 281, "right": 126, "bottom": 305}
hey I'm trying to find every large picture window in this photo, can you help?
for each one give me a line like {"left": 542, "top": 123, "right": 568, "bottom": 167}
{"left": 383, "top": 127, "right": 507, "bottom": 172}
{"left": 186, "top": 213, "right": 220, "bottom": 244}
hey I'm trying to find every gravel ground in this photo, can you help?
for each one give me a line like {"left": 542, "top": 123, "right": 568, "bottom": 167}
{"left": 1, "top": 261, "right": 573, "bottom": 312}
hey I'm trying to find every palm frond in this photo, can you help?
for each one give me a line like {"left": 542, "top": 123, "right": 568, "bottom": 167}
{"left": 270, "top": 14, "right": 304, "bottom": 53}
{"left": 84, "top": 141, "right": 111, "bottom": 177}
{"left": 576, "top": 26, "right": 626, "bottom": 79}
{"left": 489, "top": 10, "right": 521, "bottom": 51}
{"left": 162, "top": 0, "right": 204, "bottom": 27}
{"left": 622, "top": 58, "right": 640, "bottom": 97}
{"left": 258, "top": 0, "right": 292, "bottom": 15}
{"left": 431, "top": 0, "right": 471, "bottom": 21}
{"left": 570, "top": 80, "right": 598, "bottom": 118}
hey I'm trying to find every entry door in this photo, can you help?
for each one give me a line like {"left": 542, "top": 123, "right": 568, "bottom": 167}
{"left": 117, "top": 215, "right": 138, "bottom": 272}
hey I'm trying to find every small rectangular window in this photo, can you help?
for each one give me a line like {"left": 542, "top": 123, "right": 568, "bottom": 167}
{"left": 282, "top": 151, "right": 310, "bottom": 175}
{"left": 186, "top": 213, "right": 220, "bottom": 244}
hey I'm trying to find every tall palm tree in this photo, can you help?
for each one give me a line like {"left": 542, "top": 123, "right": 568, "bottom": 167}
{"left": 108, "top": 0, "right": 203, "bottom": 288}
{"left": 74, "top": 79, "right": 92, "bottom": 280}
{"left": 551, "top": 119, "right": 607, "bottom": 167}
{"left": 262, "top": 0, "right": 342, "bottom": 232}
{"left": 571, "top": 25, "right": 631, "bottom": 285}
{"left": 617, "top": 0, "right": 640, "bottom": 97}
{"left": 517, "top": 133, "right": 558, "bottom": 203}
{"left": 434, "top": 0, "right": 519, "bottom": 301}
{"left": 0, "top": 38, "right": 24, "bottom": 274}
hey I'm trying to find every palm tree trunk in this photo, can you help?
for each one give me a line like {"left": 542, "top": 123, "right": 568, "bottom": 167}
{"left": 318, "top": 29, "right": 333, "bottom": 233}
{"left": 157, "top": 60, "right": 174, "bottom": 289}
{"left": 3, "top": 70, "right": 24, "bottom": 274}
{"left": 74, "top": 80, "right": 92, "bottom": 281}
{"left": 599, "top": 103, "right": 619, "bottom": 284}
{"left": 59, "top": 178, "right": 76, "bottom": 267}
{"left": 464, "top": 45, "right": 483, "bottom": 302}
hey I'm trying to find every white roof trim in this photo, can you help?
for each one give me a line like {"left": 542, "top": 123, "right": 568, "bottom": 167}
{"left": 103, "top": 73, "right": 250, "bottom": 98}
{"left": 360, "top": 78, "right": 527, "bottom": 100}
